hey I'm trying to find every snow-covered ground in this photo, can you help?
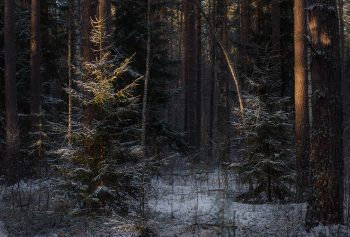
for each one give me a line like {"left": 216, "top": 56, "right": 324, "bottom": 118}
{"left": 145, "top": 170, "right": 350, "bottom": 236}
{"left": 0, "top": 221, "right": 8, "bottom": 237}
{"left": 1, "top": 169, "right": 350, "bottom": 236}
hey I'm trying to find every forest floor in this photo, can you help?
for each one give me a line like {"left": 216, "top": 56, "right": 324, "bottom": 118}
{"left": 145, "top": 165, "right": 350, "bottom": 237}
{"left": 1, "top": 159, "right": 350, "bottom": 236}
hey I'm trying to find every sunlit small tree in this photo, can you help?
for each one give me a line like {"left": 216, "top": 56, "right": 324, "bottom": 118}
{"left": 52, "top": 16, "right": 142, "bottom": 214}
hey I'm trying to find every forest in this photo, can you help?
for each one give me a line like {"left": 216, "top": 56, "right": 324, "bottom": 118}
{"left": 1, "top": 0, "right": 350, "bottom": 236}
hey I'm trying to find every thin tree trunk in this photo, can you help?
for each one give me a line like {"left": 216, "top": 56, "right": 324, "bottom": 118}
{"left": 196, "top": 4, "right": 202, "bottom": 148}
{"left": 4, "top": 0, "right": 19, "bottom": 183}
{"left": 256, "top": 0, "right": 260, "bottom": 36}
{"left": 175, "top": 1, "right": 184, "bottom": 132}
{"left": 184, "top": 0, "right": 190, "bottom": 142}
{"left": 208, "top": 0, "right": 216, "bottom": 158}
{"left": 99, "top": 0, "right": 111, "bottom": 59}
{"left": 305, "top": 0, "right": 343, "bottom": 226}
{"left": 271, "top": 0, "right": 280, "bottom": 88}
{"left": 169, "top": 0, "right": 174, "bottom": 126}
{"left": 294, "top": 0, "right": 309, "bottom": 202}
{"left": 339, "top": 0, "right": 344, "bottom": 83}
{"left": 189, "top": 0, "right": 196, "bottom": 146}
{"left": 240, "top": 0, "right": 247, "bottom": 90}
{"left": 75, "top": 0, "right": 81, "bottom": 71}
{"left": 223, "top": 0, "right": 230, "bottom": 159}
{"left": 141, "top": 0, "right": 151, "bottom": 157}
{"left": 30, "top": 0, "right": 41, "bottom": 162}
{"left": 195, "top": 0, "right": 243, "bottom": 116}
{"left": 82, "top": 0, "right": 98, "bottom": 126}
{"left": 68, "top": 0, "right": 76, "bottom": 147}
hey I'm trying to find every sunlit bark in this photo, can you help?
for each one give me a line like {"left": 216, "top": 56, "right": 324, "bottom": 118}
{"left": 82, "top": 0, "right": 98, "bottom": 126}
{"left": 305, "top": 0, "right": 343, "bottom": 227}
{"left": 294, "top": 0, "right": 309, "bottom": 202}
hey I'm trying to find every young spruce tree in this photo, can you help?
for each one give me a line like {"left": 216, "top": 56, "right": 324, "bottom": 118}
{"left": 232, "top": 61, "right": 295, "bottom": 203}
{"left": 53, "top": 18, "right": 141, "bottom": 214}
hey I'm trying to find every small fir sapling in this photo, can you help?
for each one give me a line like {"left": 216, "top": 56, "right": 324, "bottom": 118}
{"left": 51, "top": 17, "right": 143, "bottom": 215}
{"left": 231, "top": 61, "right": 295, "bottom": 203}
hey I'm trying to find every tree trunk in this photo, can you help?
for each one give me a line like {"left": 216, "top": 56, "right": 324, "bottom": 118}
{"left": 305, "top": 0, "right": 343, "bottom": 226}
{"left": 240, "top": 0, "right": 247, "bottom": 90}
{"left": 99, "top": 0, "right": 111, "bottom": 59}
{"left": 256, "top": 0, "right": 260, "bottom": 36}
{"left": 68, "top": 0, "right": 76, "bottom": 146}
{"left": 294, "top": 0, "right": 309, "bottom": 202}
{"left": 196, "top": 4, "right": 202, "bottom": 148}
{"left": 208, "top": 0, "right": 216, "bottom": 158}
{"left": 30, "top": 0, "right": 41, "bottom": 162}
{"left": 271, "top": 0, "right": 280, "bottom": 88}
{"left": 4, "top": 0, "right": 19, "bottom": 183}
{"left": 184, "top": 0, "right": 190, "bottom": 143}
{"left": 188, "top": 0, "right": 196, "bottom": 146}
{"left": 82, "top": 0, "right": 98, "bottom": 126}
{"left": 75, "top": 0, "right": 81, "bottom": 71}
{"left": 223, "top": 0, "right": 230, "bottom": 159}
{"left": 175, "top": 1, "right": 184, "bottom": 132}
{"left": 169, "top": 0, "right": 174, "bottom": 127}
{"left": 141, "top": 0, "right": 151, "bottom": 157}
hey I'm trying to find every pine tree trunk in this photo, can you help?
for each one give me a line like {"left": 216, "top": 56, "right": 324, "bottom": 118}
{"left": 208, "top": 0, "right": 216, "bottom": 158}
{"left": 4, "top": 0, "right": 19, "bottom": 183}
{"left": 240, "top": 0, "right": 247, "bottom": 88}
{"left": 256, "top": 0, "right": 260, "bottom": 37}
{"left": 169, "top": 0, "right": 174, "bottom": 127}
{"left": 175, "top": 1, "right": 184, "bottom": 132}
{"left": 271, "top": 0, "right": 280, "bottom": 88}
{"left": 223, "top": 0, "right": 230, "bottom": 158}
{"left": 294, "top": 0, "right": 309, "bottom": 202}
{"left": 184, "top": 0, "right": 190, "bottom": 143}
{"left": 30, "top": 0, "right": 41, "bottom": 163}
{"left": 188, "top": 0, "right": 196, "bottom": 146}
{"left": 99, "top": 0, "right": 111, "bottom": 59}
{"left": 75, "top": 0, "right": 81, "bottom": 71}
{"left": 68, "top": 0, "right": 76, "bottom": 146}
{"left": 141, "top": 0, "right": 151, "bottom": 157}
{"left": 82, "top": 0, "right": 98, "bottom": 126}
{"left": 196, "top": 4, "right": 202, "bottom": 148}
{"left": 305, "top": 0, "right": 343, "bottom": 226}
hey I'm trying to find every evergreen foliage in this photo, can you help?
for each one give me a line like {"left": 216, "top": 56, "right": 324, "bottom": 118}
{"left": 52, "top": 18, "right": 142, "bottom": 214}
{"left": 229, "top": 0, "right": 295, "bottom": 203}
{"left": 231, "top": 62, "right": 295, "bottom": 203}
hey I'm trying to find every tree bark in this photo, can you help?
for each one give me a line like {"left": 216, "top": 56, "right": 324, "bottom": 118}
{"left": 75, "top": 0, "right": 81, "bottom": 71}
{"left": 4, "top": 0, "right": 19, "bottom": 183}
{"left": 169, "top": 0, "right": 174, "bottom": 127}
{"left": 294, "top": 0, "right": 309, "bottom": 202}
{"left": 188, "top": 0, "right": 196, "bottom": 146}
{"left": 271, "top": 0, "right": 280, "bottom": 88}
{"left": 68, "top": 0, "right": 76, "bottom": 146}
{"left": 175, "top": 1, "right": 184, "bottom": 132}
{"left": 240, "top": 0, "right": 247, "bottom": 90}
{"left": 305, "top": 0, "right": 343, "bottom": 226}
{"left": 99, "top": 0, "right": 111, "bottom": 59}
{"left": 223, "top": 0, "right": 230, "bottom": 159}
{"left": 30, "top": 0, "right": 41, "bottom": 161}
{"left": 82, "top": 0, "right": 98, "bottom": 126}
{"left": 208, "top": 0, "right": 216, "bottom": 157}
{"left": 141, "top": 0, "right": 151, "bottom": 157}
{"left": 196, "top": 4, "right": 202, "bottom": 148}
{"left": 184, "top": 0, "right": 190, "bottom": 143}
